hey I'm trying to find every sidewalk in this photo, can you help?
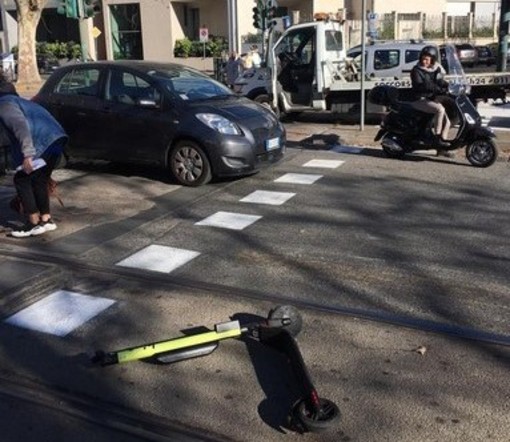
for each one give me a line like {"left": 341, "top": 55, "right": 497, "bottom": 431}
{"left": 284, "top": 118, "right": 510, "bottom": 158}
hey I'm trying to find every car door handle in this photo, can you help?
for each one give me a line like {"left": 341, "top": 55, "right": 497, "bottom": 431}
{"left": 76, "top": 111, "right": 88, "bottom": 117}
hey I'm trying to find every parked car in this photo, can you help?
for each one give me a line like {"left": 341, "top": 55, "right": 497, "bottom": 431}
{"left": 32, "top": 61, "right": 286, "bottom": 186}
{"left": 454, "top": 43, "right": 477, "bottom": 67}
{"left": 475, "top": 46, "right": 496, "bottom": 66}
{"left": 13, "top": 53, "right": 60, "bottom": 75}
{"left": 487, "top": 43, "right": 510, "bottom": 63}
{"left": 37, "top": 54, "right": 60, "bottom": 74}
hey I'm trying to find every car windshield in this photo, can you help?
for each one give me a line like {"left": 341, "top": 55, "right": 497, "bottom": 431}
{"left": 147, "top": 67, "right": 233, "bottom": 101}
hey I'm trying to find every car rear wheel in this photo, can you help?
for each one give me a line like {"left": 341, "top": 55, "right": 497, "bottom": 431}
{"left": 169, "top": 140, "right": 212, "bottom": 186}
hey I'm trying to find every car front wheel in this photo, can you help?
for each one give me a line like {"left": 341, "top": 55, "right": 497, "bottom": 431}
{"left": 169, "top": 140, "right": 212, "bottom": 186}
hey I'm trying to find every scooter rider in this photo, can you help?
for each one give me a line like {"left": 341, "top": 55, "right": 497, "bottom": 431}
{"left": 410, "top": 45, "right": 452, "bottom": 153}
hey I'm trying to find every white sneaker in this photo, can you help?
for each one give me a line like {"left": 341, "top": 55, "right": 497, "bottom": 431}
{"left": 11, "top": 222, "right": 46, "bottom": 238}
{"left": 39, "top": 219, "right": 57, "bottom": 232}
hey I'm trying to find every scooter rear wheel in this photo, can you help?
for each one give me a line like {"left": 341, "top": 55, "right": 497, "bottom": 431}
{"left": 466, "top": 138, "right": 498, "bottom": 167}
{"left": 293, "top": 397, "right": 341, "bottom": 432}
{"left": 267, "top": 305, "right": 302, "bottom": 337}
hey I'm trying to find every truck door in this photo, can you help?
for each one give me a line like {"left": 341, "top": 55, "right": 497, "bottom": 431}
{"left": 317, "top": 26, "right": 346, "bottom": 91}
{"left": 272, "top": 26, "right": 316, "bottom": 108}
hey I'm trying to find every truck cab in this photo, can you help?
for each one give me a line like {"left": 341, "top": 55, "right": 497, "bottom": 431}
{"left": 268, "top": 18, "right": 347, "bottom": 112}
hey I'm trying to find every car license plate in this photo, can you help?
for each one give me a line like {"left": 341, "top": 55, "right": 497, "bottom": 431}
{"left": 265, "top": 137, "right": 280, "bottom": 151}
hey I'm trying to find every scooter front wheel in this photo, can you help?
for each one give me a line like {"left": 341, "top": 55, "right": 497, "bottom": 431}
{"left": 292, "top": 397, "right": 341, "bottom": 432}
{"left": 466, "top": 138, "right": 498, "bottom": 167}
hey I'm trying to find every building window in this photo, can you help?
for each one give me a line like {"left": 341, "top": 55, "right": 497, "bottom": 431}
{"left": 109, "top": 4, "right": 143, "bottom": 60}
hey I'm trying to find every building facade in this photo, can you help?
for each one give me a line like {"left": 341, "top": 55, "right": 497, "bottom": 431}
{"left": 0, "top": 0, "right": 502, "bottom": 61}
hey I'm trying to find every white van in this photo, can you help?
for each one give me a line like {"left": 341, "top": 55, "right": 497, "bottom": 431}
{"left": 347, "top": 40, "right": 432, "bottom": 79}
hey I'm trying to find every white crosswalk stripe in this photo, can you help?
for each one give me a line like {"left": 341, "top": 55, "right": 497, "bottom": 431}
{"left": 4, "top": 290, "right": 116, "bottom": 337}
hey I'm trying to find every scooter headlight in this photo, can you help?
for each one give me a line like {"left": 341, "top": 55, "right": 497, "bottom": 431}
{"left": 464, "top": 113, "right": 476, "bottom": 125}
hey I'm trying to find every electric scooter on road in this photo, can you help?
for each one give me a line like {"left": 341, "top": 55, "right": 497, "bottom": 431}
{"left": 92, "top": 305, "right": 340, "bottom": 433}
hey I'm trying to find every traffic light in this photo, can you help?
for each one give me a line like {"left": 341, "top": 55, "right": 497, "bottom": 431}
{"left": 252, "top": 6, "right": 262, "bottom": 29}
{"left": 82, "top": 0, "right": 101, "bottom": 18}
{"left": 266, "top": 5, "right": 277, "bottom": 20}
{"left": 57, "top": 0, "right": 79, "bottom": 19}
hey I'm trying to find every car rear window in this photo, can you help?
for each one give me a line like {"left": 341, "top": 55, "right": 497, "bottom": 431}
{"left": 54, "top": 68, "right": 101, "bottom": 96}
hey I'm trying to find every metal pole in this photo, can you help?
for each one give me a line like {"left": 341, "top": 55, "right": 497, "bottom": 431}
{"left": 228, "top": 0, "right": 239, "bottom": 54}
{"left": 360, "top": 0, "right": 366, "bottom": 131}
{"left": 497, "top": 0, "right": 510, "bottom": 72}
{"left": 77, "top": 0, "right": 89, "bottom": 61}
{"left": 0, "top": 5, "right": 10, "bottom": 53}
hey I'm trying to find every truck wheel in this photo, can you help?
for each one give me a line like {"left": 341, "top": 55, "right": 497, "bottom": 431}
{"left": 255, "top": 94, "right": 280, "bottom": 118}
{"left": 466, "top": 138, "right": 498, "bottom": 167}
{"left": 169, "top": 141, "right": 212, "bottom": 186}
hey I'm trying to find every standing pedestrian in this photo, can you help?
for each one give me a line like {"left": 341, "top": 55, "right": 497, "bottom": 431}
{"left": 251, "top": 45, "right": 262, "bottom": 68}
{"left": 241, "top": 52, "right": 253, "bottom": 71}
{"left": 225, "top": 51, "right": 241, "bottom": 88}
{"left": 0, "top": 75, "right": 68, "bottom": 238}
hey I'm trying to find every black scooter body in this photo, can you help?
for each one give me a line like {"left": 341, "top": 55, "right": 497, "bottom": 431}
{"left": 370, "top": 86, "right": 498, "bottom": 167}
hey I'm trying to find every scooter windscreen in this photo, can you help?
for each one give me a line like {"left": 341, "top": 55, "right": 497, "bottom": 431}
{"left": 440, "top": 44, "right": 470, "bottom": 96}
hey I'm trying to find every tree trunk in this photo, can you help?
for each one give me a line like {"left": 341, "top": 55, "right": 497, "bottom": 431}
{"left": 15, "top": 0, "right": 46, "bottom": 94}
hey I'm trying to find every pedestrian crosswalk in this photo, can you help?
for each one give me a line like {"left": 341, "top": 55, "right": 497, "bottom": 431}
{"left": 195, "top": 211, "right": 262, "bottom": 230}
{"left": 3, "top": 157, "right": 347, "bottom": 336}
{"left": 116, "top": 244, "right": 201, "bottom": 273}
{"left": 239, "top": 190, "right": 296, "bottom": 206}
{"left": 4, "top": 290, "right": 116, "bottom": 337}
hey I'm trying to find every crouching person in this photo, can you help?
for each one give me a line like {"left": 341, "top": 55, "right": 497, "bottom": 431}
{"left": 0, "top": 76, "right": 68, "bottom": 238}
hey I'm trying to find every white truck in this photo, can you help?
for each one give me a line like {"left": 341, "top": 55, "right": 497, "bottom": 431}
{"left": 234, "top": 17, "right": 510, "bottom": 118}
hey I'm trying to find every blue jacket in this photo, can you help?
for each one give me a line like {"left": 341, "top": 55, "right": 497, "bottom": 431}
{"left": 0, "top": 94, "right": 68, "bottom": 168}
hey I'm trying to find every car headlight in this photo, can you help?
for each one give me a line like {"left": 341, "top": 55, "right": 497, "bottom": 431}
{"left": 196, "top": 113, "right": 241, "bottom": 135}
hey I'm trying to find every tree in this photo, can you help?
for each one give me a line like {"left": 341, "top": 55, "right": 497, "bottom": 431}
{"left": 14, "top": 0, "right": 47, "bottom": 93}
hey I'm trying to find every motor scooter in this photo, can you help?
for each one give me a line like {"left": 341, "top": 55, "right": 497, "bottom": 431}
{"left": 369, "top": 45, "right": 498, "bottom": 167}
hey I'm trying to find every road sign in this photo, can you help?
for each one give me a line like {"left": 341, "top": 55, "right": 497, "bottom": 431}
{"left": 199, "top": 27, "right": 209, "bottom": 43}
{"left": 91, "top": 26, "right": 102, "bottom": 38}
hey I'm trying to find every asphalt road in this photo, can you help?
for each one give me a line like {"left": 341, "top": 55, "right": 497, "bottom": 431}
{"left": 0, "top": 123, "right": 509, "bottom": 441}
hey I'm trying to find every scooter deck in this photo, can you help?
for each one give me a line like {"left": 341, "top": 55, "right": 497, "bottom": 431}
{"left": 93, "top": 320, "right": 242, "bottom": 366}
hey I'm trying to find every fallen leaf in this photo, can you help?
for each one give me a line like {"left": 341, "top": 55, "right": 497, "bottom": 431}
{"left": 415, "top": 346, "right": 427, "bottom": 355}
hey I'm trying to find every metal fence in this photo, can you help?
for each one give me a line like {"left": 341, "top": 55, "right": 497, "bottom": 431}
{"left": 345, "top": 12, "right": 498, "bottom": 47}
{"left": 239, "top": 11, "right": 498, "bottom": 54}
